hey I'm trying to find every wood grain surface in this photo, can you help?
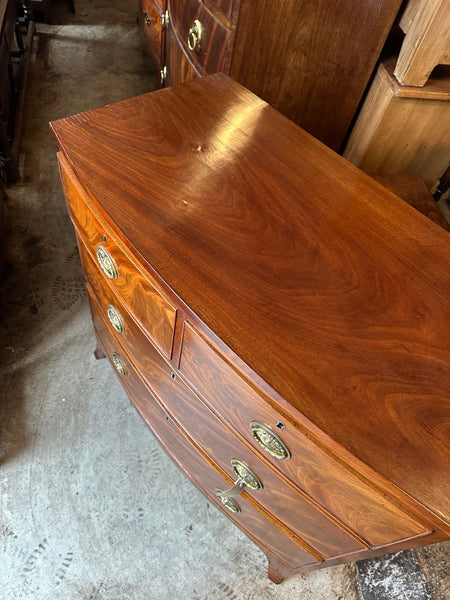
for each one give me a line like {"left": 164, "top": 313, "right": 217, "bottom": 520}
{"left": 228, "top": 0, "right": 403, "bottom": 150}
{"left": 166, "top": 23, "right": 203, "bottom": 86}
{"left": 50, "top": 74, "right": 450, "bottom": 533}
{"left": 343, "top": 59, "right": 450, "bottom": 188}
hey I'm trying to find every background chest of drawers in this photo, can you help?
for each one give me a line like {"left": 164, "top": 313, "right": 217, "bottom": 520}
{"left": 50, "top": 74, "right": 450, "bottom": 583}
{"left": 139, "top": 0, "right": 404, "bottom": 151}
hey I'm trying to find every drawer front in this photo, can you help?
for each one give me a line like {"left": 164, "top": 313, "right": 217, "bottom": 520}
{"left": 88, "top": 289, "right": 319, "bottom": 572}
{"left": 139, "top": 0, "right": 165, "bottom": 68}
{"left": 81, "top": 237, "right": 176, "bottom": 382}
{"left": 58, "top": 154, "right": 176, "bottom": 357}
{"left": 167, "top": 24, "right": 203, "bottom": 87}
{"left": 179, "top": 323, "right": 429, "bottom": 547}
{"left": 85, "top": 278, "right": 363, "bottom": 560}
{"left": 170, "top": 0, "right": 232, "bottom": 75}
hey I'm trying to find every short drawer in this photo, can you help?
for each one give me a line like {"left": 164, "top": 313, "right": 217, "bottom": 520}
{"left": 88, "top": 289, "right": 319, "bottom": 573}
{"left": 179, "top": 322, "right": 429, "bottom": 548}
{"left": 170, "top": 0, "right": 232, "bottom": 75}
{"left": 82, "top": 238, "right": 174, "bottom": 379}
{"left": 58, "top": 154, "right": 176, "bottom": 357}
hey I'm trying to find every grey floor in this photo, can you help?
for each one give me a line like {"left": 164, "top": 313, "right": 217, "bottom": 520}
{"left": 0, "top": 1, "right": 449, "bottom": 598}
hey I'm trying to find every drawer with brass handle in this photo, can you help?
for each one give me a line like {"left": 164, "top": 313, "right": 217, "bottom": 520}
{"left": 77, "top": 227, "right": 176, "bottom": 357}
{"left": 85, "top": 269, "right": 365, "bottom": 558}
{"left": 79, "top": 236, "right": 177, "bottom": 373}
{"left": 111, "top": 352, "right": 127, "bottom": 377}
{"left": 106, "top": 304, "right": 125, "bottom": 334}
{"left": 215, "top": 459, "right": 263, "bottom": 513}
{"left": 106, "top": 316, "right": 366, "bottom": 559}
{"left": 187, "top": 19, "right": 202, "bottom": 52}
{"left": 58, "top": 153, "right": 177, "bottom": 357}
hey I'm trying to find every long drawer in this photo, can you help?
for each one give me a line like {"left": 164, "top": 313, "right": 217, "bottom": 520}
{"left": 178, "top": 322, "right": 430, "bottom": 548}
{"left": 58, "top": 152, "right": 176, "bottom": 357}
{"left": 88, "top": 286, "right": 319, "bottom": 573}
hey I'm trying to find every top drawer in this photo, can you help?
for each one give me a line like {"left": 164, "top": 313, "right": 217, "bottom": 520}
{"left": 58, "top": 153, "right": 176, "bottom": 357}
{"left": 179, "top": 322, "right": 429, "bottom": 548}
{"left": 170, "top": 0, "right": 232, "bottom": 75}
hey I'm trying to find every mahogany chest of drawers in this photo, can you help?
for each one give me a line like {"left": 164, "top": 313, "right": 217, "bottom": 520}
{"left": 140, "top": 0, "right": 404, "bottom": 150}
{"left": 50, "top": 74, "right": 450, "bottom": 583}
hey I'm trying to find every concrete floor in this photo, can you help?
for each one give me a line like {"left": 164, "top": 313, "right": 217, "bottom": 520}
{"left": 0, "top": 1, "right": 449, "bottom": 598}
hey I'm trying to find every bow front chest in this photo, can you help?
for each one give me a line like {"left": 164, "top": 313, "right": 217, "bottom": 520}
{"left": 50, "top": 74, "right": 450, "bottom": 583}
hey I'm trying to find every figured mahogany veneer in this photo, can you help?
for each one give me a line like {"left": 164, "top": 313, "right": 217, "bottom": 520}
{"left": 51, "top": 74, "right": 450, "bottom": 582}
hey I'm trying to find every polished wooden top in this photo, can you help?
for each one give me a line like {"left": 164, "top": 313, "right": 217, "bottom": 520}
{"left": 50, "top": 74, "right": 450, "bottom": 525}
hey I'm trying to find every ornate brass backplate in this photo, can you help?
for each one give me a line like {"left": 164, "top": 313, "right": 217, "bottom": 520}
{"left": 96, "top": 245, "right": 118, "bottom": 280}
{"left": 107, "top": 304, "right": 125, "bottom": 333}
{"left": 249, "top": 422, "right": 291, "bottom": 460}
{"left": 112, "top": 352, "right": 127, "bottom": 376}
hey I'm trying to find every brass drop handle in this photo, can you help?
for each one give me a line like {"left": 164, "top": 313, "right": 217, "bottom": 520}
{"left": 187, "top": 19, "right": 202, "bottom": 51}
{"left": 107, "top": 305, "right": 124, "bottom": 333}
{"left": 250, "top": 422, "right": 291, "bottom": 460}
{"left": 215, "top": 459, "right": 263, "bottom": 513}
{"left": 96, "top": 245, "right": 118, "bottom": 280}
{"left": 112, "top": 352, "right": 127, "bottom": 376}
{"left": 160, "top": 66, "right": 167, "bottom": 86}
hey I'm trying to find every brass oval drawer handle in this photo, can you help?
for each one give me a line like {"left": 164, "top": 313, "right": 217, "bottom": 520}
{"left": 96, "top": 245, "right": 118, "bottom": 280}
{"left": 231, "top": 459, "right": 263, "bottom": 490}
{"left": 107, "top": 305, "right": 124, "bottom": 333}
{"left": 112, "top": 352, "right": 127, "bottom": 376}
{"left": 250, "top": 422, "right": 291, "bottom": 460}
{"left": 215, "top": 460, "right": 263, "bottom": 513}
{"left": 187, "top": 19, "right": 202, "bottom": 52}
{"left": 216, "top": 494, "right": 241, "bottom": 513}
